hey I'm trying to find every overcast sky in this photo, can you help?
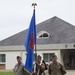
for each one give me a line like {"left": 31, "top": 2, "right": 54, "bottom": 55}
{"left": 0, "top": 0, "right": 75, "bottom": 41}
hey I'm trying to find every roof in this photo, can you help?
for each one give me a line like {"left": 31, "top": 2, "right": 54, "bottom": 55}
{"left": 0, "top": 16, "right": 75, "bottom": 46}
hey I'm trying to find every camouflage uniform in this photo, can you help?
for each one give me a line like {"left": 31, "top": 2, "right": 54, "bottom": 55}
{"left": 33, "top": 63, "right": 45, "bottom": 75}
{"left": 23, "top": 68, "right": 31, "bottom": 75}
{"left": 48, "top": 62, "right": 66, "bottom": 75}
{"left": 23, "top": 63, "right": 45, "bottom": 75}
{"left": 14, "top": 63, "right": 24, "bottom": 75}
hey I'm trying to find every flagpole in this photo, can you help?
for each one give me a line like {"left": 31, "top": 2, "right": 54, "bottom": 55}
{"left": 32, "top": 3, "right": 37, "bottom": 10}
{"left": 32, "top": 3, "right": 37, "bottom": 60}
{"left": 32, "top": 3, "right": 37, "bottom": 75}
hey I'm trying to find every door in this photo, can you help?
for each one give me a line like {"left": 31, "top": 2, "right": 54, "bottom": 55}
{"left": 0, "top": 64, "right": 5, "bottom": 70}
{"left": 69, "top": 52, "right": 75, "bottom": 69}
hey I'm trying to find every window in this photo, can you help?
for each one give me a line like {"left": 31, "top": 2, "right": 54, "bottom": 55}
{"left": 43, "top": 53, "right": 54, "bottom": 62}
{"left": 0, "top": 54, "right": 5, "bottom": 62}
{"left": 73, "top": 44, "right": 75, "bottom": 47}
{"left": 39, "top": 33, "right": 48, "bottom": 37}
{"left": 37, "top": 31, "right": 50, "bottom": 39}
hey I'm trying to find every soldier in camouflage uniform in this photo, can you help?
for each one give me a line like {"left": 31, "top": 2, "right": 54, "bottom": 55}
{"left": 48, "top": 55, "right": 66, "bottom": 75}
{"left": 33, "top": 55, "right": 45, "bottom": 75}
{"left": 14, "top": 56, "right": 24, "bottom": 75}
{"left": 23, "top": 55, "right": 45, "bottom": 75}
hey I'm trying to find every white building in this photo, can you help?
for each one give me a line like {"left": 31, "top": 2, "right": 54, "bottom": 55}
{"left": 0, "top": 16, "right": 75, "bottom": 70}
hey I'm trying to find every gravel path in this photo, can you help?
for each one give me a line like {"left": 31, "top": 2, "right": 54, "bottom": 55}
{"left": 66, "top": 70, "right": 75, "bottom": 75}
{"left": 45, "top": 70, "right": 75, "bottom": 75}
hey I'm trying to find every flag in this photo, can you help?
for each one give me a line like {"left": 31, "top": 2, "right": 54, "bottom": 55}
{"left": 24, "top": 10, "right": 36, "bottom": 73}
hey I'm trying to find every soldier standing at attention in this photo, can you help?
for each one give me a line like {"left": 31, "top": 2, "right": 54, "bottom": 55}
{"left": 14, "top": 56, "right": 24, "bottom": 75}
{"left": 48, "top": 55, "right": 66, "bottom": 75}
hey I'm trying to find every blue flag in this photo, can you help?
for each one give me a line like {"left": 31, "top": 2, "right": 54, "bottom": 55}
{"left": 24, "top": 10, "right": 36, "bottom": 73}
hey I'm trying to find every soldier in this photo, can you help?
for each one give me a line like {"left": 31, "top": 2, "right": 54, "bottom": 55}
{"left": 42, "top": 60, "right": 47, "bottom": 75}
{"left": 33, "top": 55, "right": 45, "bottom": 75}
{"left": 48, "top": 55, "right": 66, "bottom": 75}
{"left": 42, "top": 60, "right": 47, "bottom": 70}
{"left": 14, "top": 56, "right": 24, "bottom": 75}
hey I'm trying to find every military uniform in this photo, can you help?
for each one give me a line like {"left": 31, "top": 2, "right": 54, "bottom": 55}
{"left": 48, "top": 62, "right": 66, "bottom": 75}
{"left": 33, "top": 63, "right": 45, "bottom": 75}
{"left": 23, "top": 68, "right": 35, "bottom": 75}
{"left": 14, "top": 63, "right": 24, "bottom": 75}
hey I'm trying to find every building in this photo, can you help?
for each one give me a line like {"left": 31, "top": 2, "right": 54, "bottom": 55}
{"left": 0, "top": 16, "right": 75, "bottom": 70}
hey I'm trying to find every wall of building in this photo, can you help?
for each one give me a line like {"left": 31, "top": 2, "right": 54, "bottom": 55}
{"left": 0, "top": 51, "right": 26, "bottom": 70}
{"left": 36, "top": 49, "right": 58, "bottom": 61}
{"left": 0, "top": 44, "right": 75, "bottom": 70}
{"left": 6, "top": 51, "right": 20, "bottom": 70}
{"left": 0, "top": 49, "right": 60, "bottom": 70}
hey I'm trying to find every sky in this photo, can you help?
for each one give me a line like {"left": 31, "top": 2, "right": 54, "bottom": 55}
{"left": 0, "top": 0, "right": 75, "bottom": 41}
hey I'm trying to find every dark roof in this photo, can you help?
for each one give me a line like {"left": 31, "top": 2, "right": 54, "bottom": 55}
{"left": 0, "top": 16, "right": 75, "bottom": 46}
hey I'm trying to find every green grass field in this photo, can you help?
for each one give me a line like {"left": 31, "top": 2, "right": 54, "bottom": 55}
{"left": 0, "top": 72, "right": 14, "bottom": 75}
{"left": 0, "top": 71, "right": 48, "bottom": 75}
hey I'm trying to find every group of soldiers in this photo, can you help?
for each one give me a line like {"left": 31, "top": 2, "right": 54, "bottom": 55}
{"left": 14, "top": 55, "right": 66, "bottom": 75}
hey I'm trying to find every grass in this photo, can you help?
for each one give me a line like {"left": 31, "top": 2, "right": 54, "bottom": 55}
{"left": 0, "top": 71, "right": 48, "bottom": 75}
{"left": 0, "top": 72, "right": 14, "bottom": 75}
